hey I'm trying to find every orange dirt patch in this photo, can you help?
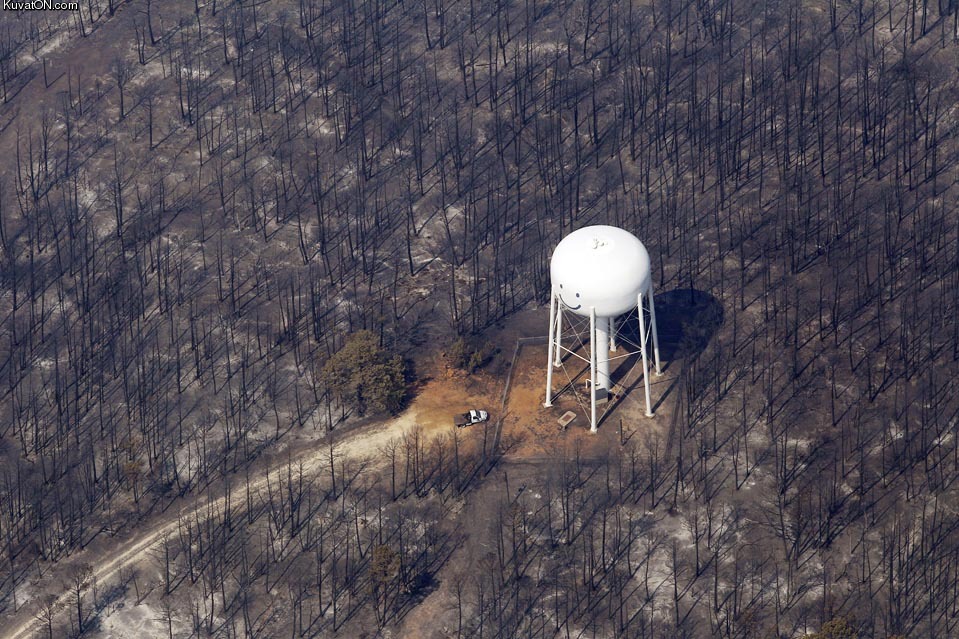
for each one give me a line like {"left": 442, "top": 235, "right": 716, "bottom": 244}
{"left": 500, "top": 341, "right": 677, "bottom": 459}
{"left": 403, "top": 363, "right": 498, "bottom": 436}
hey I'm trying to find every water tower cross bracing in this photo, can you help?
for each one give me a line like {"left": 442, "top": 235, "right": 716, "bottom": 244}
{"left": 544, "top": 225, "right": 661, "bottom": 432}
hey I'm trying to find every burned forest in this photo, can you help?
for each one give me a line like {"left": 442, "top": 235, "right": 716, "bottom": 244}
{"left": 0, "top": 0, "right": 958, "bottom": 637}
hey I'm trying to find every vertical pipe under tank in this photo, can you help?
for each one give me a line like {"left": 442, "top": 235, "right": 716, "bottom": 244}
{"left": 594, "top": 318, "right": 610, "bottom": 391}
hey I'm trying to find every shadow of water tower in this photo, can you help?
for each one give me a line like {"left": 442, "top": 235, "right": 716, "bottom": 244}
{"left": 649, "top": 288, "right": 724, "bottom": 365}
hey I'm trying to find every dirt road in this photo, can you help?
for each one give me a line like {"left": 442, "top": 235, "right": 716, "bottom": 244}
{"left": 1, "top": 412, "right": 425, "bottom": 639}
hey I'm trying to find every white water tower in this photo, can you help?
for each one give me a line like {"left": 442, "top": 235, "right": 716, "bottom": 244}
{"left": 544, "top": 225, "right": 661, "bottom": 432}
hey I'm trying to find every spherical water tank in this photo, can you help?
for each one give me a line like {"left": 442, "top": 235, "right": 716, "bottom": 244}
{"left": 550, "top": 225, "right": 651, "bottom": 317}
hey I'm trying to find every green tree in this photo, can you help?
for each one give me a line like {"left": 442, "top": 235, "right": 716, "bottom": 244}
{"left": 323, "top": 330, "right": 407, "bottom": 415}
{"left": 805, "top": 618, "right": 858, "bottom": 639}
{"left": 446, "top": 336, "right": 495, "bottom": 373}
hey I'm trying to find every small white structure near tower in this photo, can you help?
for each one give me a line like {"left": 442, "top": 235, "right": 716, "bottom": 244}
{"left": 544, "top": 225, "right": 661, "bottom": 432}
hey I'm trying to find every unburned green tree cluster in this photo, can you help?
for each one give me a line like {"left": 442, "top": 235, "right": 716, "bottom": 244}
{"left": 323, "top": 331, "right": 407, "bottom": 415}
{"left": 446, "top": 337, "right": 496, "bottom": 374}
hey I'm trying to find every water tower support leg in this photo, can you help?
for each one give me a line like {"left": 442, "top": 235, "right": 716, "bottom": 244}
{"left": 544, "top": 292, "right": 557, "bottom": 407}
{"left": 638, "top": 293, "right": 654, "bottom": 417}
{"left": 648, "top": 286, "right": 662, "bottom": 375}
{"left": 609, "top": 317, "right": 617, "bottom": 352}
{"left": 590, "top": 306, "right": 598, "bottom": 433}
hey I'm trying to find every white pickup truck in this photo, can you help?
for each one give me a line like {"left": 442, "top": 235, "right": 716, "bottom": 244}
{"left": 453, "top": 409, "right": 489, "bottom": 427}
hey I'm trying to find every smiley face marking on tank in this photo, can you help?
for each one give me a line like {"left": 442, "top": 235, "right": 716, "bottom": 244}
{"left": 557, "top": 284, "right": 582, "bottom": 310}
